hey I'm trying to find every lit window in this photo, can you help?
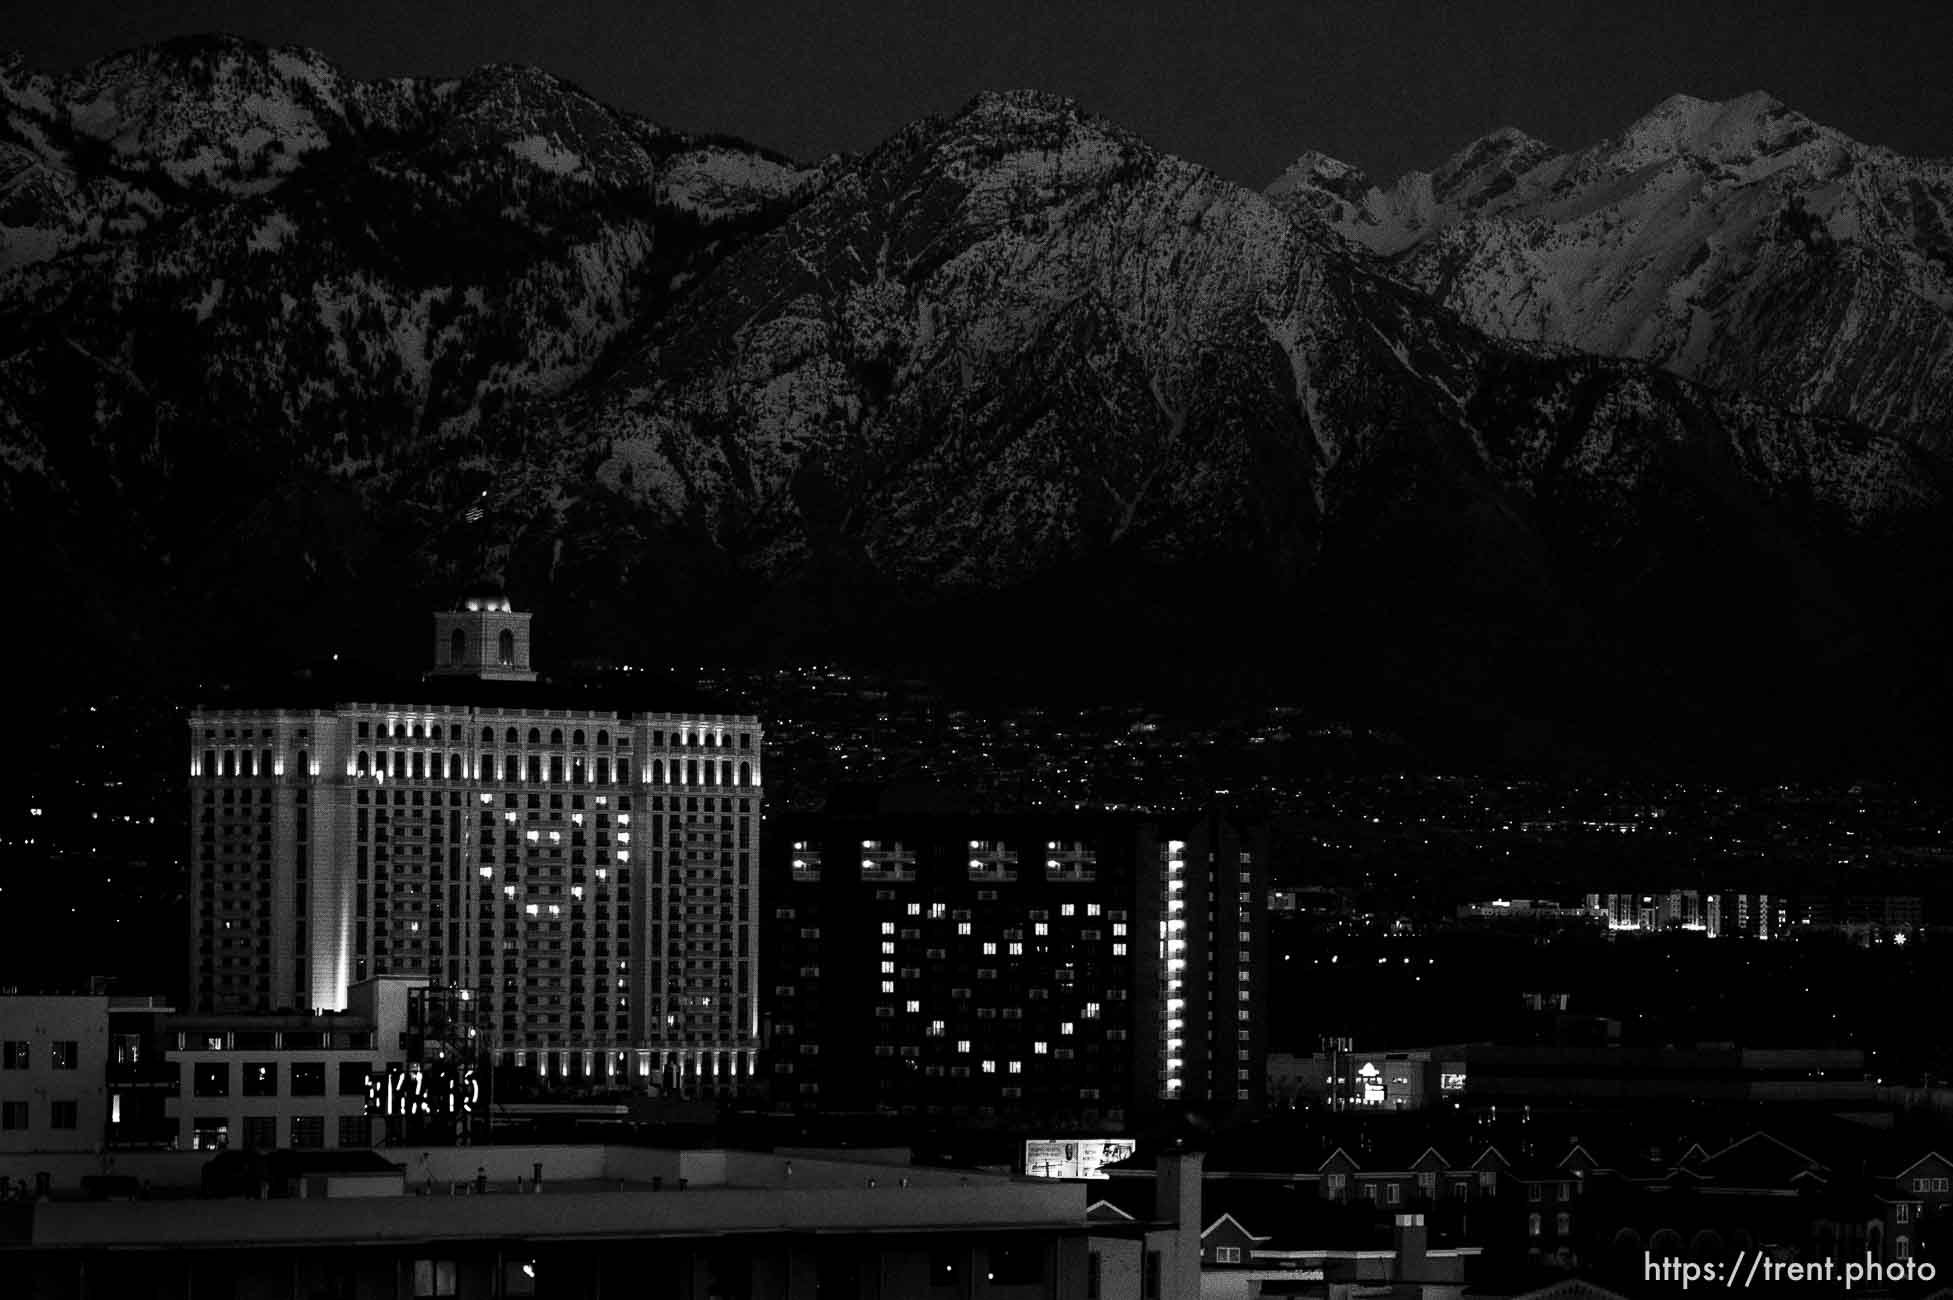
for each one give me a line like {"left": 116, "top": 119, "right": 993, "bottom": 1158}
{"left": 1061, "top": 904, "right": 1075, "bottom": 916}
{"left": 907, "top": 903, "right": 921, "bottom": 916}
{"left": 1083, "top": 1002, "right": 1101, "bottom": 1019}
{"left": 1034, "top": 1041, "right": 1048, "bottom": 1054}
{"left": 1034, "top": 923, "right": 1049, "bottom": 936}
{"left": 1113, "top": 943, "right": 1127, "bottom": 956}
{"left": 881, "top": 981, "right": 895, "bottom": 993}
{"left": 881, "top": 961, "right": 895, "bottom": 974}
{"left": 1009, "top": 942, "right": 1023, "bottom": 956}
{"left": 1009, "top": 1060, "right": 1023, "bottom": 1074}
{"left": 957, "top": 1040, "right": 971, "bottom": 1053}
{"left": 1087, "top": 903, "right": 1100, "bottom": 916}
{"left": 981, "top": 1060, "right": 996, "bottom": 1074}
{"left": 1112, "top": 922, "right": 1127, "bottom": 936}
{"left": 1061, "top": 1022, "right": 1074, "bottom": 1035}
{"left": 957, "top": 922, "right": 971, "bottom": 935}
{"left": 881, "top": 921, "right": 895, "bottom": 935}
{"left": 881, "top": 942, "right": 895, "bottom": 955}
{"left": 905, "top": 1000, "right": 920, "bottom": 1013}
{"left": 984, "top": 942, "right": 997, "bottom": 955}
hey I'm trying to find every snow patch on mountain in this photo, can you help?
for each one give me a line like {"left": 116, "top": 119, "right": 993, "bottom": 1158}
{"left": 506, "top": 133, "right": 586, "bottom": 177}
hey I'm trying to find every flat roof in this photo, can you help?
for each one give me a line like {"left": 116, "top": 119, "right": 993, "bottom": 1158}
{"left": 19, "top": 1182, "right": 1090, "bottom": 1250}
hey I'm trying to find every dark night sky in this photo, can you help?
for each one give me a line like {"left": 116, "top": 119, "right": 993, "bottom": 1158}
{"left": 9, "top": 1, "right": 1951, "bottom": 185}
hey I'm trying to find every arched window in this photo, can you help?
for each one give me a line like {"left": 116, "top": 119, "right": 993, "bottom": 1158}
{"left": 651, "top": 760, "right": 663, "bottom": 785}
{"left": 1528, "top": 1213, "right": 1542, "bottom": 1238}
{"left": 550, "top": 729, "right": 563, "bottom": 745}
{"left": 449, "top": 754, "right": 463, "bottom": 780}
{"left": 296, "top": 750, "right": 309, "bottom": 777}
{"left": 450, "top": 628, "right": 466, "bottom": 665}
{"left": 498, "top": 628, "right": 515, "bottom": 666}
{"left": 357, "top": 751, "right": 370, "bottom": 774}
{"left": 528, "top": 728, "right": 541, "bottom": 744}
{"left": 506, "top": 727, "right": 519, "bottom": 744}
{"left": 393, "top": 723, "right": 406, "bottom": 739}
{"left": 430, "top": 725, "right": 442, "bottom": 742}
{"left": 482, "top": 727, "right": 495, "bottom": 745}
{"left": 597, "top": 729, "right": 609, "bottom": 746}
{"left": 572, "top": 729, "right": 584, "bottom": 745}
{"left": 412, "top": 724, "right": 424, "bottom": 740}
{"left": 738, "top": 761, "right": 751, "bottom": 787}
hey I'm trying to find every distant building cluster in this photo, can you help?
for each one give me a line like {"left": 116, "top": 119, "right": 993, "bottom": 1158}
{"left": 9, "top": 603, "right": 1953, "bottom": 1300}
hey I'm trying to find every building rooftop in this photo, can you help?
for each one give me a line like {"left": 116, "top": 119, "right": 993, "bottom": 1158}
{"left": 4, "top": 1145, "right": 1090, "bottom": 1250}
{"left": 187, "top": 664, "right": 759, "bottom": 719}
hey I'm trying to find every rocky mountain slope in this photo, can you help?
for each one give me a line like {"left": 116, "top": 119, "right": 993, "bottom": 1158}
{"left": 1266, "top": 92, "right": 1953, "bottom": 445}
{"left": 4, "top": 45, "right": 1949, "bottom": 769}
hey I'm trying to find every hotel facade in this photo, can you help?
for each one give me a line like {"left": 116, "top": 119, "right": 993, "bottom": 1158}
{"left": 186, "top": 597, "right": 762, "bottom": 1094}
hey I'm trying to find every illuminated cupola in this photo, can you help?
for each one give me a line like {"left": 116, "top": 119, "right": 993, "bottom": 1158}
{"left": 428, "top": 590, "right": 537, "bottom": 682}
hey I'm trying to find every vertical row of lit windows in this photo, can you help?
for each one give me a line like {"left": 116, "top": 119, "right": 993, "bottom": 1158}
{"left": 1162, "top": 840, "right": 1186, "bottom": 1096}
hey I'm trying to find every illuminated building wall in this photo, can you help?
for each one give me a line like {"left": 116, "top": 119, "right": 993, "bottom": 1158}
{"left": 187, "top": 600, "right": 762, "bottom": 1093}
{"left": 1156, "top": 810, "right": 1267, "bottom": 1112}
{"left": 763, "top": 803, "right": 1265, "bottom": 1121}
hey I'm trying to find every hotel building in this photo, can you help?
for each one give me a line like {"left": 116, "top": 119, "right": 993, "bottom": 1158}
{"left": 186, "top": 596, "right": 763, "bottom": 1093}
{"left": 763, "top": 794, "right": 1264, "bottom": 1123}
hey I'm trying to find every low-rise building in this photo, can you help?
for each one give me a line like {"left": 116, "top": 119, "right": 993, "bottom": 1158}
{"left": 163, "top": 975, "right": 423, "bottom": 1151}
{"left": 0, "top": 996, "right": 108, "bottom": 1155}
{"left": 3, "top": 1144, "right": 1206, "bottom": 1298}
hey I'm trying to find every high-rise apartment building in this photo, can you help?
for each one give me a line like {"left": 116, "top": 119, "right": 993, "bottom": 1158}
{"left": 763, "top": 792, "right": 1265, "bottom": 1123}
{"left": 187, "top": 596, "right": 763, "bottom": 1093}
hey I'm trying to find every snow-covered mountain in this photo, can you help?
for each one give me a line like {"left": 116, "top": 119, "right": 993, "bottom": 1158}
{"left": 1266, "top": 92, "right": 1953, "bottom": 443}
{"left": 3, "top": 45, "right": 1948, "bottom": 765}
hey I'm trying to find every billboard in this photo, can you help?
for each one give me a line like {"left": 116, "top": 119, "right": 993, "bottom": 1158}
{"left": 1023, "top": 1138, "right": 1138, "bottom": 1180}
{"left": 366, "top": 1063, "right": 481, "bottom": 1119}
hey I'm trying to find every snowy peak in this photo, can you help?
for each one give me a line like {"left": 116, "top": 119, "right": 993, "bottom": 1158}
{"left": 1266, "top": 92, "right": 1953, "bottom": 439}
{"left": 41, "top": 36, "right": 357, "bottom": 189}
{"left": 1610, "top": 90, "right": 1803, "bottom": 165}
{"left": 0, "top": 37, "right": 821, "bottom": 273}
{"left": 1263, "top": 126, "right": 1555, "bottom": 255}
{"left": 1428, "top": 126, "right": 1556, "bottom": 204}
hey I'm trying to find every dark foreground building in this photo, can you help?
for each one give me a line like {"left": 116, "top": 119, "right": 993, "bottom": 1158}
{"left": 762, "top": 790, "right": 1266, "bottom": 1126}
{"left": 1, "top": 1145, "right": 1168, "bottom": 1299}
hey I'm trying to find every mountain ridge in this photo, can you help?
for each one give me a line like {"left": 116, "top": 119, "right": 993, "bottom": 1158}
{"left": 1265, "top": 89, "right": 1953, "bottom": 445}
{"left": 4, "top": 43, "right": 1950, "bottom": 774}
